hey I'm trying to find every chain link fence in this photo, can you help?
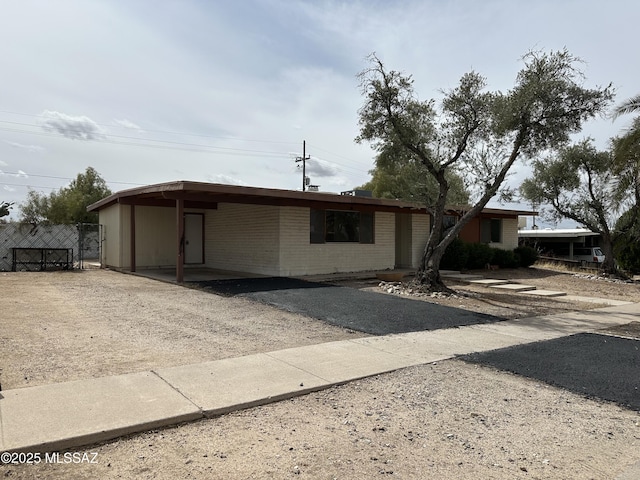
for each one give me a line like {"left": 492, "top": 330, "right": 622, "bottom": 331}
{"left": 0, "top": 223, "right": 100, "bottom": 272}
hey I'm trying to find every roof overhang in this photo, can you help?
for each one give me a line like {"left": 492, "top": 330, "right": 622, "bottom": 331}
{"left": 87, "top": 180, "right": 538, "bottom": 217}
{"left": 518, "top": 228, "right": 599, "bottom": 239}
{"left": 87, "top": 181, "right": 428, "bottom": 214}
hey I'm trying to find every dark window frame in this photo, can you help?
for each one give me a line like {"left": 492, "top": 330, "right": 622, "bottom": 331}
{"left": 481, "top": 218, "right": 502, "bottom": 243}
{"left": 310, "top": 209, "right": 375, "bottom": 244}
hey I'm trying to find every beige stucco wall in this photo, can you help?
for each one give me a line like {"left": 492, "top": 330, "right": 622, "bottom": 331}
{"left": 134, "top": 206, "right": 176, "bottom": 267}
{"left": 411, "top": 213, "right": 430, "bottom": 268}
{"left": 204, "top": 203, "right": 280, "bottom": 274}
{"left": 98, "top": 203, "right": 122, "bottom": 268}
{"left": 491, "top": 218, "right": 519, "bottom": 250}
{"left": 99, "top": 204, "right": 177, "bottom": 269}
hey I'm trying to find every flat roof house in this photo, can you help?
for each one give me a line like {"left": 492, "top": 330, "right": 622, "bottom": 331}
{"left": 87, "top": 181, "right": 533, "bottom": 282}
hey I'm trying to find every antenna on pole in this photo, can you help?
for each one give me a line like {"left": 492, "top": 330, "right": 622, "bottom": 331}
{"left": 295, "top": 140, "right": 310, "bottom": 191}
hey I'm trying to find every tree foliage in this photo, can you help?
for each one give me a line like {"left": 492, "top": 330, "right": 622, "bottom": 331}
{"left": 357, "top": 144, "right": 471, "bottom": 205}
{"left": 610, "top": 117, "right": 640, "bottom": 273}
{"left": 614, "top": 207, "right": 640, "bottom": 274}
{"left": 613, "top": 93, "right": 640, "bottom": 119}
{"left": 0, "top": 201, "right": 13, "bottom": 219}
{"left": 20, "top": 167, "right": 111, "bottom": 224}
{"left": 356, "top": 49, "right": 613, "bottom": 290}
{"left": 520, "top": 141, "right": 626, "bottom": 274}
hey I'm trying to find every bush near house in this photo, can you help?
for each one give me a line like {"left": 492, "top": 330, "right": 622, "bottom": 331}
{"left": 441, "top": 241, "right": 539, "bottom": 270}
{"left": 440, "top": 238, "right": 469, "bottom": 271}
{"left": 514, "top": 246, "right": 539, "bottom": 268}
{"left": 466, "top": 242, "right": 494, "bottom": 269}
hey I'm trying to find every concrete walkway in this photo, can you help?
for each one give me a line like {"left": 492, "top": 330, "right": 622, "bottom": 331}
{"left": 1, "top": 303, "right": 638, "bottom": 455}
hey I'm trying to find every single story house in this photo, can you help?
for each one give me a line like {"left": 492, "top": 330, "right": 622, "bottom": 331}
{"left": 87, "top": 181, "right": 534, "bottom": 282}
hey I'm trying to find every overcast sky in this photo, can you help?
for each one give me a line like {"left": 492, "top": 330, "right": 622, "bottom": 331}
{"left": 1, "top": 0, "right": 638, "bottom": 226}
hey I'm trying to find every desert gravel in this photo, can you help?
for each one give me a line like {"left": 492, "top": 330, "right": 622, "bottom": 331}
{"left": 1, "top": 267, "right": 639, "bottom": 479}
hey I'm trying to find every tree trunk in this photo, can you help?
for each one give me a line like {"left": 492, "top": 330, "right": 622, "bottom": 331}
{"left": 413, "top": 239, "right": 453, "bottom": 293}
{"left": 599, "top": 234, "right": 618, "bottom": 276}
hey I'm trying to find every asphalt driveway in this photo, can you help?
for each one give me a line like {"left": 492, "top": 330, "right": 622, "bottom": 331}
{"left": 462, "top": 333, "right": 640, "bottom": 411}
{"left": 191, "top": 277, "right": 504, "bottom": 335}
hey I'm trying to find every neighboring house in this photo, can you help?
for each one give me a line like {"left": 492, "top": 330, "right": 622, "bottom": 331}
{"left": 87, "top": 181, "right": 533, "bottom": 282}
{"left": 518, "top": 227, "right": 603, "bottom": 263}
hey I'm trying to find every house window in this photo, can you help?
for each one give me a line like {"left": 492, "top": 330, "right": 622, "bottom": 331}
{"left": 429, "top": 214, "right": 458, "bottom": 240}
{"left": 310, "top": 209, "right": 374, "bottom": 244}
{"left": 443, "top": 215, "right": 457, "bottom": 231}
{"left": 481, "top": 218, "right": 502, "bottom": 243}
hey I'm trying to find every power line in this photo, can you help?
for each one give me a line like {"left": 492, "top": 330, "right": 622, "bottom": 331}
{"left": 0, "top": 114, "right": 374, "bottom": 178}
{"left": 0, "top": 124, "right": 291, "bottom": 157}
{"left": 0, "top": 110, "right": 301, "bottom": 146}
{"left": 1, "top": 183, "right": 60, "bottom": 190}
{"left": 1, "top": 126, "right": 373, "bottom": 178}
{"left": 0, "top": 171, "right": 142, "bottom": 186}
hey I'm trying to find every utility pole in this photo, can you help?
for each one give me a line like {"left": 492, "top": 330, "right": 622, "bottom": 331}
{"left": 295, "top": 140, "right": 310, "bottom": 191}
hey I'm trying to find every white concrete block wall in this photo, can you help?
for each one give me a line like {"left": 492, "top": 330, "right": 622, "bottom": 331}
{"left": 278, "top": 208, "right": 396, "bottom": 276}
{"left": 98, "top": 204, "right": 122, "bottom": 268}
{"left": 278, "top": 206, "right": 309, "bottom": 275}
{"left": 491, "top": 218, "right": 519, "bottom": 250}
{"left": 134, "top": 206, "right": 176, "bottom": 267}
{"left": 204, "top": 203, "right": 280, "bottom": 275}
{"left": 411, "top": 214, "right": 430, "bottom": 268}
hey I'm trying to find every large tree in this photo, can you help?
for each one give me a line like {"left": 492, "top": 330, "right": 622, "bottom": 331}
{"left": 356, "top": 50, "right": 613, "bottom": 291}
{"left": 358, "top": 143, "right": 471, "bottom": 205}
{"left": 610, "top": 116, "right": 640, "bottom": 273}
{"left": 521, "top": 140, "right": 626, "bottom": 274}
{"left": 20, "top": 167, "right": 111, "bottom": 224}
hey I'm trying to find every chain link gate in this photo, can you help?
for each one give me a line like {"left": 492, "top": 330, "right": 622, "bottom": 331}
{"left": 0, "top": 223, "right": 101, "bottom": 271}
{"left": 78, "top": 223, "right": 101, "bottom": 269}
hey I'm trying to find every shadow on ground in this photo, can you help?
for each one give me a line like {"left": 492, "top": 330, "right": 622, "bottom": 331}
{"left": 461, "top": 333, "right": 640, "bottom": 411}
{"left": 191, "top": 277, "right": 505, "bottom": 335}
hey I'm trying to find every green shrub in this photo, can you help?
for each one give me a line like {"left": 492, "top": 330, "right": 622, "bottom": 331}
{"left": 614, "top": 238, "right": 640, "bottom": 274}
{"left": 466, "top": 242, "right": 494, "bottom": 269}
{"left": 490, "top": 248, "right": 519, "bottom": 268}
{"left": 441, "top": 237, "right": 469, "bottom": 270}
{"left": 514, "top": 246, "right": 539, "bottom": 267}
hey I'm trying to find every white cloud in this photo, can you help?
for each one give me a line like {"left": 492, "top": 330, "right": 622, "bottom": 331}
{"left": 4, "top": 141, "right": 45, "bottom": 153}
{"left": 204, "top": 174, "right": 248, "bottom": 186}
{"left": 0, "top": 170, "right": 28, "bottom": 179}
{"left": 304, "top": 158, "right": 339, "bottom": 178}
{"left": 114, "top": 119, "right": 143, "bottom": 131}
{"left": 3, "top": 185, "right": 16, "bottom": 192}
{"left": 40, "top": 110, "right": 106, "bottom": 141}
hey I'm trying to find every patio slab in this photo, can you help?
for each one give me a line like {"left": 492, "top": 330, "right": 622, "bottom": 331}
{"left": 522, "top": 289, "right": 567, "bottom": 297}
{"left": 489, "top": 283, "right": 537, "bottom": 292}
{"left": 468, "top": 278, "right": 511, "bottom": 286}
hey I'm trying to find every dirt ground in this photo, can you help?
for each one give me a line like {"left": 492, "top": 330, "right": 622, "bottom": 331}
{"left": 2, "top": 266, "right": 640, "bottom": 479}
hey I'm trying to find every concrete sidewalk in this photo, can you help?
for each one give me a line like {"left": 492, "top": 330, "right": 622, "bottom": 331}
{"left": 1, "top": 302, "right": 637, "bottom": 454}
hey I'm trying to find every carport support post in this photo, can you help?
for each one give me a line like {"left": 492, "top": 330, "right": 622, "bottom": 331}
{"left": 130, "top": 204, "right": 136, "bottom": 272}
{"left": 176, "top": 198, "right": 185, "bottom": 283}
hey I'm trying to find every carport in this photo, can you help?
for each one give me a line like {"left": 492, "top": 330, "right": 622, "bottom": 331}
{"left": 87, "top": 181, "right": 429, "bottom": 282}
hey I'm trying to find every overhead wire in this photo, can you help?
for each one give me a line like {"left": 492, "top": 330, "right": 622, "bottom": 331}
{"left": 0, "top": 110, "right": 374, "bottom": 180}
